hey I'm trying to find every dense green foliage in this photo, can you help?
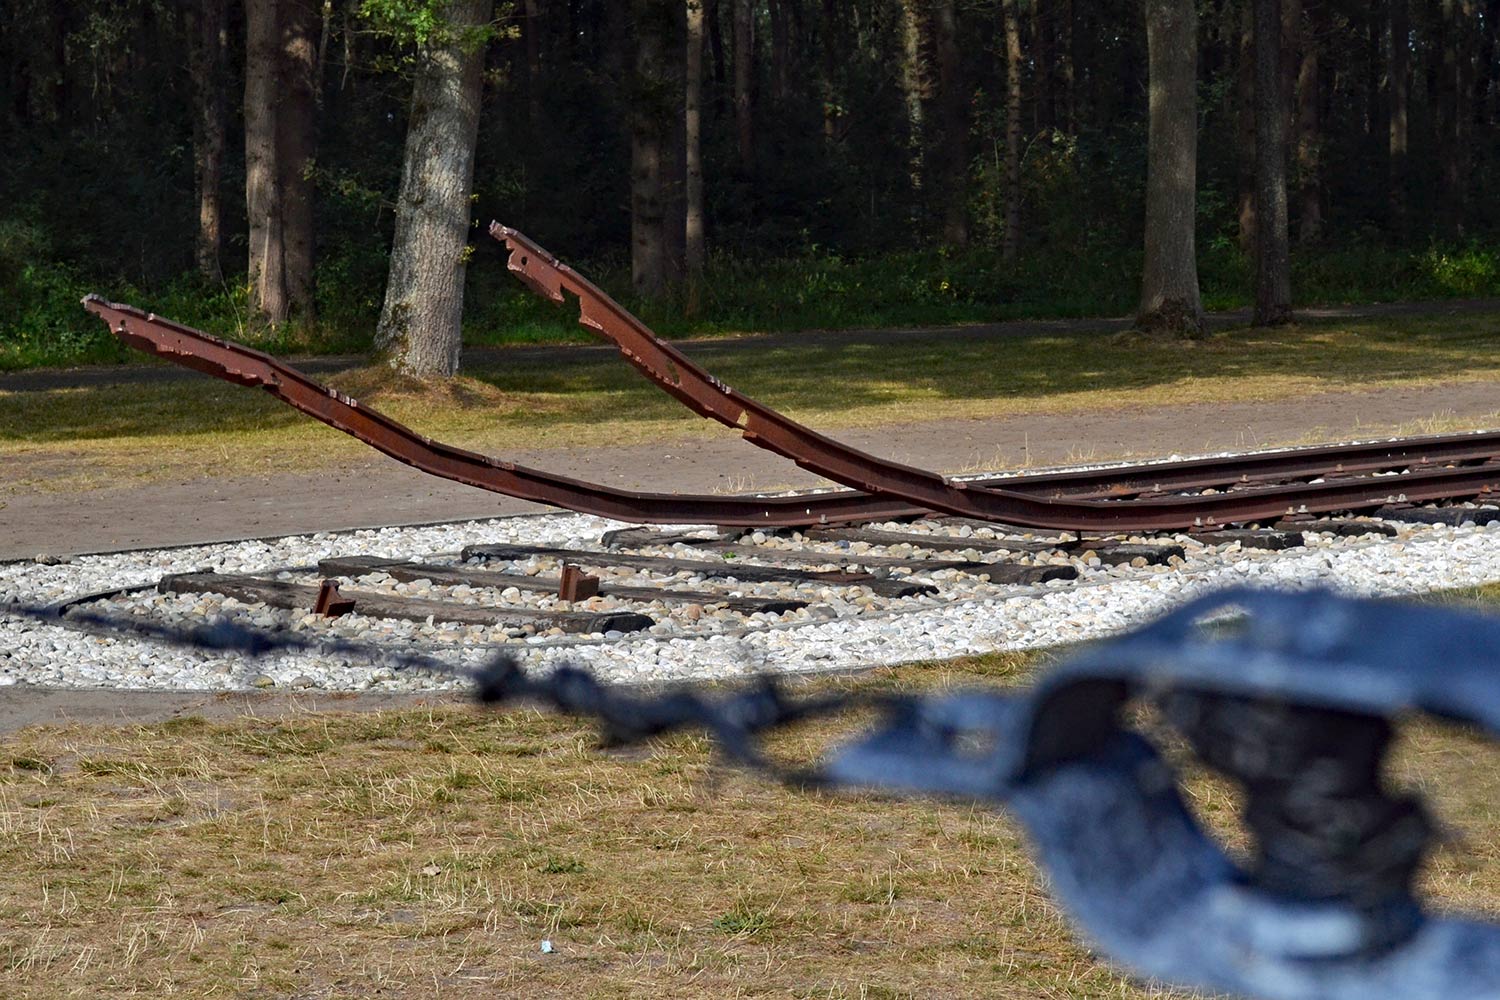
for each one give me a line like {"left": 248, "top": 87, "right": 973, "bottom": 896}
{"left": 3, "top": 0, "right": 1499, "bottom": 370}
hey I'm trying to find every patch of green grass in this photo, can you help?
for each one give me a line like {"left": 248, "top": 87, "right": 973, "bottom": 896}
{"left": 7, "top": 238, "right": 1500, "bottom": 371}
{"left": 711, "top": 900, "right": 777, "bottom": 936}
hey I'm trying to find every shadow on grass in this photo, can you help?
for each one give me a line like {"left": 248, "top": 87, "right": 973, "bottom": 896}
{"left": 3, "top": 312, "right": 1500, "bottom": 446}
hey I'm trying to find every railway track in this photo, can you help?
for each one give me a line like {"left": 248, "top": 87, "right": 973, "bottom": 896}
{"left": 60, "top": 225, "right": 1500, "bottom": 658}
{"left": 80, "top": 224, "right": 1500, "bottom": 533}
{"left": 45, "top": 502, "right": 1494, "bottom": 657}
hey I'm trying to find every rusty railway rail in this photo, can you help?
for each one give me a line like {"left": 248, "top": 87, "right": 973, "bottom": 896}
{"left": 82, "top": 225, "right": 1500, "bottom": 531}
{"left": 80, "top": 295, "right": 891, "bottom": 526}
{"left": 491, "top": 225, "right": 1500, "bottom": 530}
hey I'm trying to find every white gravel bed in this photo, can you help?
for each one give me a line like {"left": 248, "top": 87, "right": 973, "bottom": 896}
{"left": 3, "top": 507, "right": 1500, "bottom": 692}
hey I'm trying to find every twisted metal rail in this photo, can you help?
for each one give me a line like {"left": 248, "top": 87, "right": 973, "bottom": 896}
{"left": 82, "top": 286, "right": 1500, "bottom": 533}
{"left": 492, "top": 224, "right": 1500, "bottom": 530}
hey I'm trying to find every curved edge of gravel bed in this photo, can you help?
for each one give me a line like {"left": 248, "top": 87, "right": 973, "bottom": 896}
{"left": 4, "top": 506, "right": 1500, "bottom": 692}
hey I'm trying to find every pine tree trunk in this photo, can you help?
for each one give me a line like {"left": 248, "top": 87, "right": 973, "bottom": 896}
{"left": 769, "top": 0, "right": 791, "bottom": 104}
{"left": 1365, "top": 5, "right": 1380, "bottom": 137}
{"left": 685, "top": 0, "right": 706, "bottom": 314}
{"left": 820, "top": 0, "right": 840, "bottom": 141}
{"left": 733, "top": 0, "right": 753, "bottom": 166}
{"left": 373, "top": 0, "right": 493, "bottom": 377}
{"left": 1033, "top": 0, "right": 1054, "bottom": 134}
{"left": 707, "top": 0, "right": 727, "bottom": 94}
{"left": 631, "top": 0, "right": 673, "bottom": 299}
{"left": 898, "top": 0, "right": 928, "bottom": 197}
{"left": 1236, "top": 3, "right": 1256, "bottom": 253}
{"left": 664, "top": 3, "right": 688, "bottom": 283}
{"left": 1060, "top": 0, "right": 1076, "bottom": 132}
{"left": 245, "top": 0, "right": 288, "bottom": 325}
{"left": 1453, "top": 0, "right": 1476, "bottom": 235}
{"left": 1290, "top": 0, "right": 1322, "bottom": 243}
{"left": 523, "top": 0, "right": 543, "bottom": 124}
{"left": 1484, "top": 0, "right": 1500, "bottom": 127}
{"left": 932, "top": 0, "right": 967, "bottom": 246}
{"left": 280, "top": 0, "right": 320, "bottom": 319}
{"left": 1137, "top": 0, "right": 1204, "bottom": 337}
{"left": 1438, "top": 1, "right": 1458, "bottom": 233}
{"left": 186, "top": 0, "right": 228, "bottom": 282}
{"left": 1388, "top": 0, "right": 1409, "bottom": 231}
{"left": 1001, "top": 0, "right": 1023, "bottom": 261}
{"left": 1253, "top": 0, "right": 1292, "bottom": 326}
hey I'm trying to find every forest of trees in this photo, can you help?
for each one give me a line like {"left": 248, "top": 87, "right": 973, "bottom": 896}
{"left": 3, "top": 0, "right": 1500, "bottom": 372}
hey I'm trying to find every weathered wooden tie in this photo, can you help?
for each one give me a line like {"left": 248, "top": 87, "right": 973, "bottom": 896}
{"left": 461, "top": 543, "right": 951, "bottom": 597}
{"left": 318, "top": 556, "right": 809, "bottom": 614}
{"left": 159, "top": 572, "right": 654, "bottom": 633}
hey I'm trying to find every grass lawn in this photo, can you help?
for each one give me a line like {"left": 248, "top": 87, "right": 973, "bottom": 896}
{"left": 4, "top": 586, "right": 1500, "bottom": 997}
{"left": 4, "top": 310, "right": 1500, "bottom": 495}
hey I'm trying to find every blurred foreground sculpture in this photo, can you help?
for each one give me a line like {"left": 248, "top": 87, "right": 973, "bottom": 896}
{"left": 26, "top": 585, "right": 1500, "bottom": 997}
{"left": 480, "top": 588, "right": 1500, "bottom": 999}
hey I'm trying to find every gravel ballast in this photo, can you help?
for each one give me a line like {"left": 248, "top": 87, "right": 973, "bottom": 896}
{"left": 4, "top": 506, "right": 1500, "bottom": 692}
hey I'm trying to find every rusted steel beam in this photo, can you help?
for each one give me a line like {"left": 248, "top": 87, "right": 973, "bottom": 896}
{"left": 83, "top": 289, "right": 1500, "bottom": 533}
{"left": 490, "top": 225, "right": 1500, "bottom": 530}
{"left": 79, "top": 295, "right": 903, "bottom": 527}
{"left": 557, "top": 563, "right": 601, "bottom": 602}
{"left": 313, "top": 579, "right": 356, "bottom": 617}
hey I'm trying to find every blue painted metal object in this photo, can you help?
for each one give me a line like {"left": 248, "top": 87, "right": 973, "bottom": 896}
{"left": 824, "top": 588, "right": 1500, "bottom": 999}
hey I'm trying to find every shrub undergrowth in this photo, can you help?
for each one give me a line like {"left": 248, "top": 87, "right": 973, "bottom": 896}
{"left": 4, "top": 236, "right": 1499, "bottom": 372}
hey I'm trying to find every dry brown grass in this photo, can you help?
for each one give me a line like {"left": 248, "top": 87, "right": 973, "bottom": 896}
{"left": 0, "top": 636, "right": 1497, "bottom": 998}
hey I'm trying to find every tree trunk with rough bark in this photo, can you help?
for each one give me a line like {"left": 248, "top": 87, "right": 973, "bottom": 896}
{"left": 707, "top": 0, "right": 726, "bottom": 95}
{"left": 280, "top": 0, "right": 320, "bottom": 318}
{"left": 685, "top": 0, "right": 705, "bottom": 314}
{"left": 1388, "top": 0, "right": 1409, "bottom": 231}
{"left": 769, "top": 0, "right": 791, "bottom": 103}
{"left": 186, "top": 0, "right": 228, "bottom": 282}
{"left": 523, "top": 0, "right": 543, "bottom": 123}
{"left": 1440, "top": 0, "right": 1476, "bottom": 236}
{"left": 631, "top": 0, "right": 675, "bottom": 299}
{"left": 820, "top": 0, "right": 840, "bottom": 141}
{"left": 932, "top": 0, "right": 967, "bottom": 246}
{"left": 1236, "top": 3, "right": 1256, "bottom": 253}
{"left": 665, "top": 2, "right": 688, "bottom": 286}
{"left": 1033, "top": 0, "right": 1053, "bottom": 133}
{"left": 1289, "top": 0, "right": 1321, "bottom": 243}
{"left": 1483, "top": 0, "right": 1500, "bottom": 127}
{"left": 1365, "top": 5, "right": 1380, "bottom": 137}
{"left": 373, "top": 0, "right": 493, "bottom": 377}
{"left": 1000, "top": 0, "right": 1023, "bottom": 261}
{"left": 733, "top": 0, "right": 753, "bottom": 166}
{"left": 1060, "top": 0, "right": 1076, "bottom": 131}
{"left": 245, "top": 0, "right": 288, "bottom": 325}
{"left": 1137, "top": 0, "right": 1204, "bottom": 337}
{"left": 1253, "top": 0, "right": 1292, "bottom": 326}
{"left": 898, "top": 0, "right": 929, "bottom": 197}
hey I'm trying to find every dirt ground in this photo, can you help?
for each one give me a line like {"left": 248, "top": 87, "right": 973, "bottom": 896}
{"left": 4, "top": 305, "right": 1499, "bottom": 731}
{"left": 3, "top": 378, "right": 1496, "bottom": 560}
